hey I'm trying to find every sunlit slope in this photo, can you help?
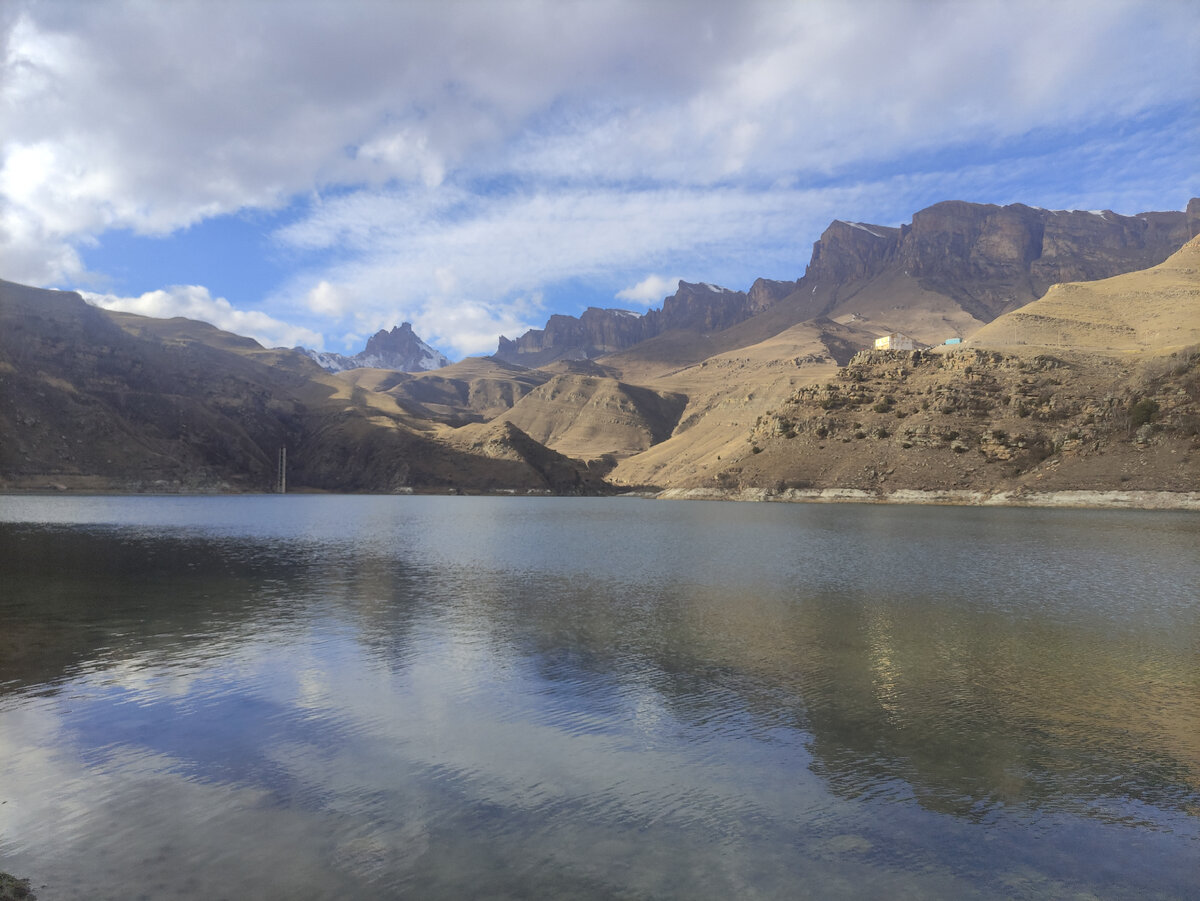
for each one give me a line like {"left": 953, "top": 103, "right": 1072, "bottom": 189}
{"left": 819, "top": 267, "right": 987, "bottom": 346}
{"left": 494, "top": 373, "right": 687, "bottom": 460}
{"left": 970, "top": 234, "right": 1200, "bottom": 356}
{"left": 608, "top": 321, "right": 846, "bottom": 487}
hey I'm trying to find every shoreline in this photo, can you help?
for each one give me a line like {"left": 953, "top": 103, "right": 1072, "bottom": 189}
{"left": 652, "top": 487, "right": 1200, "bottom": 511}
{"left": 3, "top": 486, "right": 1199, "bottom": 512}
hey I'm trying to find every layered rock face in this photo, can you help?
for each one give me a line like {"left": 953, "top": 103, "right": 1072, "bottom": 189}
{"left": 805, "top": 220, "right": 903, "bottom": 285}
{"left": 1029, "top": 208, "right": 1198, "bottom": 291}
{"left": 747, "top": 277, "right": 800, "bottom": 312}
{"left": 495, "top": 283, "right": 756, "bottom": 365}
{"left": 496, "top": 307, "right": 648, "bottom": 365}
{"left": 898, "top": 202, "right": 1047, "bottom": 319}
{"left": 644, "top": 282, "right": 752, "bottom": 334}
{"left": 802, "top": 200, "right": 1198, "bottom": 322}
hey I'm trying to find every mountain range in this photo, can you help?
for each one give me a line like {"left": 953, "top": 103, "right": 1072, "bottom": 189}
{"left": 2, "top": 197, "right": 1197, "bottom": 503}
{"left": 495, "top": 199, "right": 1199, "bottom": 366}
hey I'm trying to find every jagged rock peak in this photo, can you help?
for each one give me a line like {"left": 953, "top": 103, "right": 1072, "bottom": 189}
{"left": 652, "top": 280, "right": 750, "bottom": 333}
{"left": 297, "top": 321, "right": 449, "bottom": 373}
{"left": 747, "top": 277, "right": 800, "bottom": 312}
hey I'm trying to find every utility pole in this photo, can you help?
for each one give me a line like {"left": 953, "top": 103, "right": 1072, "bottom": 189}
{"left": 277, "top": 445, "right": 287, "bottom": 494}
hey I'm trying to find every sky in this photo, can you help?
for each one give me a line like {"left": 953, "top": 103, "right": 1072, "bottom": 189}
{"left": 1, "top": 0, "right": 1197, "bottom": 360}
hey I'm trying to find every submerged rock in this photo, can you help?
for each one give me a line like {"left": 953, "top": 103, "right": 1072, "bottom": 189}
{"left": 0, "top": 873, "right": 36, "bottom": 901}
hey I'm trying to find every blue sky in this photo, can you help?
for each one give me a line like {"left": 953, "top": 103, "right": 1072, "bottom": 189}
{"left": 2, "top": 0, "right": 1197, "bottom": 359}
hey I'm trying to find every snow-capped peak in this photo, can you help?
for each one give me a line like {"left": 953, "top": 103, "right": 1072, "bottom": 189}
{"left": 297, "top": 322, "right": 450, "bottom": 373}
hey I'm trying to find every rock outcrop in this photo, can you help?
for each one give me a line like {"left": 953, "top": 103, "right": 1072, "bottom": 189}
{"left": 806, "top": 220, "right": 903, "bottom": 286}
{"left": 722, "top": 343, "right": 1200, "bottom": 497}
{"left": 645, "top": 281, "right": 752, "bottom": 334}
{"left": 747, "top": 277, "right": 801, "bottom": 312}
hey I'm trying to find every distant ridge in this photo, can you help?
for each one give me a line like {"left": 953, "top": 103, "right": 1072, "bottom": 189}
{"left": 795, "top": 198, "right": 1200, "bottom": 325}
{"left": 494, "top": 280, "right": 775, "bottom": 367}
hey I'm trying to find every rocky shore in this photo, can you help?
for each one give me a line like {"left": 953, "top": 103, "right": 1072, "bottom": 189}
{"left": 654, "top": 486, "right": 1200, "bottom": 511}
{"left": 0, "top": 873, "right": 35, "bottom": 901}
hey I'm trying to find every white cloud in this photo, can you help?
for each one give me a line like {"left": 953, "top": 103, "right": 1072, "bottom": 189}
{"left": 357, "top": 129, "right": 447, "bottom": 189}
{"left": 415, "top": 297, "right": 543, "bottom": 360}
{"left": 84, "top": 285, "right": 323, "bottom": 350}
{"left": 616, "top": 275, "right": 683, "bottom": 306}
{"left": 266, "top": 182, "right": 841, "bottom": 355}
{"left": 305, "top": 280, "right": 350, "bottom": 317}
{"left": 4, "top": 1, "right": 1193, "bottom": 231}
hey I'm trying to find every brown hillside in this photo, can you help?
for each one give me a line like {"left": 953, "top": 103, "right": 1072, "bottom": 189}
{"left": 333, "top": 357, "right": 550, "bottom": 425}
{"left": 607, "top": 321, "right": 854, "bottom": 488}
{"left": 495, "top": 373, "right": 687, "bottom": 460}
{"left": 699, "top": 346, "right": 1198, "bottom": 496}
{"left": 444, "top": 419, "right": 613, "bottom": 494}
{"left": 0, "top": 281, "right": 602, "bottom": 494}
{"left": 969, "top": 234, "right": 1200, "bottom": 355}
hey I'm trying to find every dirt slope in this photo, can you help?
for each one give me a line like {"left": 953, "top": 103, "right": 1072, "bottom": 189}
{"left": 970, "top": 234, "right": 1200, "bottom": 355}
{"left": 494, "top": 373, "right": 687, "bottom": 460}
{"left": 606, "top": 321, "right": 854, "bottom": 487}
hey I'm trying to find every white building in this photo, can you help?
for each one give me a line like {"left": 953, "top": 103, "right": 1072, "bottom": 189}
{"left": 874, "top": 333, "right": 915, "bottom": 351}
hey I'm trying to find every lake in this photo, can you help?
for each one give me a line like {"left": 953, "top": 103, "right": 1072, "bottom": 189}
{"left": 1, "top": 495, "right": 1197, "bottom": 899}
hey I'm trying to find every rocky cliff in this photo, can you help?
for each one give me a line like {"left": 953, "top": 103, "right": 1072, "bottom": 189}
{"left": 797, "top": 199, "right": 1199, "bottom": 323}
{"left": 495, "top": 307, "right": 647, "bottom": 366}
{"left": 645, "top": 282, "right": 752, "bottom": 334}
{"left": 747, "top": 277, "right": 800, "bottom": 312}
{"left": 494, "top": 282, "right": 754, "bottom": 366}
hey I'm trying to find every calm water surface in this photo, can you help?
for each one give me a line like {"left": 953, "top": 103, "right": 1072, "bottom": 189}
{"left": 0, "top": 495, "right": 1197, "bottom": 899}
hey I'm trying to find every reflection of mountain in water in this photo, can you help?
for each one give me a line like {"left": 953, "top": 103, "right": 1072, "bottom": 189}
{"left": 423, "top": 557, "right": 1200, "bottom": 827}
{"left": 0, "top": 524, "right": 438, "bottom": 693}
{"left": 4, "top": 509, "right": 1197, "bottom": 832}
